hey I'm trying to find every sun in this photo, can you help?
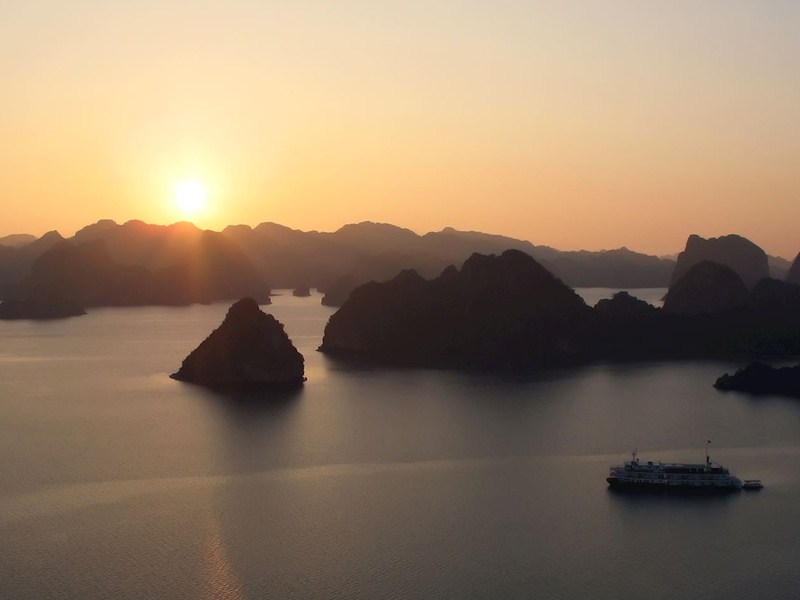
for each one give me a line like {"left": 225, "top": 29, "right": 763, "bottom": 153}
{"left": 173, "top": 180, "right": 208, "bottom": 219}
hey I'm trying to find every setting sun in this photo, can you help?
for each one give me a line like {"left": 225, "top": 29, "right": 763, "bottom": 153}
{"left": 173, "top": 180, "right": 208, "bottom": 219}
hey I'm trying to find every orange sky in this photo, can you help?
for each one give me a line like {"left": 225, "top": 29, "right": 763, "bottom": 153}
{"left": 2, "top": 2, "right": 799, "bottom": 258}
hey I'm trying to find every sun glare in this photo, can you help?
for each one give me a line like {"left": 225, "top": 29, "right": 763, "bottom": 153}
{"left": 173, "top": 180, "right": 208, "bottom": 219}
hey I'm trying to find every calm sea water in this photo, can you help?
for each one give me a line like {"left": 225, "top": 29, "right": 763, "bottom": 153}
{"left": 1, "top": 289, "right": 799, "bottom": 599}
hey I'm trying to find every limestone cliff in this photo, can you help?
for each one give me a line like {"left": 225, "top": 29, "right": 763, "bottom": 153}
{"left": 671, "top": 234, "right": 768, "bottom": 290}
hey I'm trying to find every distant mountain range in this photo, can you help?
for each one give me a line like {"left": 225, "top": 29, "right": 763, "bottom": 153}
{"left": 0, "top": 233, "right": 36, "bottom": 248}
{"left": 0, "top": 219, "right": 797, "bottom": 310}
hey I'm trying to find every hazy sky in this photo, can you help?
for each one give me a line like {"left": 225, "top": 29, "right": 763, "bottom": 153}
{"left": 2, "top": 1, "right": 799, "bottom": 257}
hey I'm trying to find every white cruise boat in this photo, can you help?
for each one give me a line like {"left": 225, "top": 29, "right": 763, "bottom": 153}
{"left": 607, "top": 446, "right": 743, "bottom": 491}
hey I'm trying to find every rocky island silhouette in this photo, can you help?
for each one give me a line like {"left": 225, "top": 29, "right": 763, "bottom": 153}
{"left": 320, "top": 244, "right": 800, "bottom": 369}
{"left": 1, "top": 219, "right": 798, "bottom": 384}
{"left": 171, "top": 297, "right": 305, "bottom": 390}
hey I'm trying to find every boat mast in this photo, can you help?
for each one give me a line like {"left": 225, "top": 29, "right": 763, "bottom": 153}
{"left": 706, "top": 439, "right": 711, "bottom": 465}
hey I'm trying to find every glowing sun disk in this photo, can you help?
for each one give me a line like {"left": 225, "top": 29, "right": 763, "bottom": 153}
{"left": 173, "top": 180, "right": 208, "bottom": 217}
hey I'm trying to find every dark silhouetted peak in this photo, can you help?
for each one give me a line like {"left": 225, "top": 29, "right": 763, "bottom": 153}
{"left": 0, "top": 231, "right": 67, "bottom": 285}
{"left": 672, "top": 234, "right": 768, "bottom": 290}
{"left": 787, "top": 253, "right": 800, "bottom": 285}
{"left": 458, "top": 250, "right": 584, "bottom": 311}
{"left": 225, "top": 296, "right": 261, "bottom": 321}
{"left": 429, "top": 227, "right": 530, "bottom": 244}
{"left": 74, "top": 219, "right": 205, "bottom": 257}
{"left": 74, "top": 219, "right": 118, "bottom": 239}
{"left": 541, "top": 245, "right": 674, "bottom": 288}
{"left": 168, "top": 221, "right": 201, "bottom": 233}
{"left": 171, "top": 298, "right": 304, "bottom": 389}
{"left": 340, "top": 269, "right": 430, "bottom": 311}
{"left": 663, "top": 261, "right": 748, "bottom": 315}
{"left": 25, "top": 239, "right": 154, "bottom": 307}
{"left": 35, "top": 239, "right": 111, "bottom": 272}
{"left": 462, "top": 248, "right": 544, "bottom": 275}
{"left": 439, "top": 264, "right": 459, "bottom": 281}
{"left": 457, "top": 251, "right": 586, "bottom": 313}
{"left": 10, "top": 231, "right": 67, "bottom": 260}
{"left": 594, "top": 292, "right": 659, "bottom": 322}
{"left": 123, "top": 219, "right": 148, "bottom": 229}
{"left": 332, "top": 222, "right": 421, "bottom": 253}
{"left": 462, "top": 249, "right": 540, "bottom": 268}
{"left": 254, "top": 222, "right": 303, "bottom": 236}
{"left": 685, "top": 234, "right": 701, "bottom": 246}
{"left": 343, "top": 268, "right": 429, "bottom": 306}
{"left": 391, "top": 268, "right": 425, "bottom": 286}
{"left": 214, "top": 219, "right": 677, "bottom": 290}
{"left": 223, "top": 224, "right": 254, "bottom": 236}
{"left": 336, "top": 221, "right": 416, "bottom": 236}
{"left": 60, "top": 220, "right": 269, "bottom": 303}
{"left": 422, "top": 228, "right": 542, "bottom": 263}
{"left": 35, "top": 230, "right": 65, "bottom": 245}
{"left": 26, "top": 235, "right": 267, "bottom": 307}
{"left": 768, "top": 254, "right": 792, "bottom": 280}
{"left": 321, "top": 274, "right": 360, "bottom": 307}
{"left": 321, "top": 250, "right": 592, "bottom": 367}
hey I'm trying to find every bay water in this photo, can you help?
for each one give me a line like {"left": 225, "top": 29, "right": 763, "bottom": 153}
{"left": 1, "top": 290, "right": 798, "bottom": 599}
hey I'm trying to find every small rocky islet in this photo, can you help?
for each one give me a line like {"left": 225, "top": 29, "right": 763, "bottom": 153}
{"left": 292, "top": 286, "right": 311, "bottom": 297}
{"left": 171, "top": 297, "right": 304, "bottom": 389}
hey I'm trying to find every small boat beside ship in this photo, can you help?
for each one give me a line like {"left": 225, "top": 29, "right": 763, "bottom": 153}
{"left": 607, "top": 443, "right": 762, "bottom": 491}
{"left": 742, "top": 480, "right": 764, "bottom": 490}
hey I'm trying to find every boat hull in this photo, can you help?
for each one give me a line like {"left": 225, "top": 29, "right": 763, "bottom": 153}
{"left": 607, "top": 478, "right": 741, "bottom": 492}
